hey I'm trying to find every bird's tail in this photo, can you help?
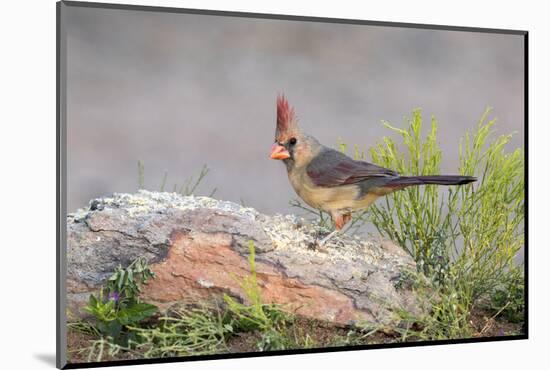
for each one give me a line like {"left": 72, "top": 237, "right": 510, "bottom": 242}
{"left": 386, "top": 175, "right": 477, "bottom": 187}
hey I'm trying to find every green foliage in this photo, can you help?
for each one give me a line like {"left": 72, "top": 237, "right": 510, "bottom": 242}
{"left": 137, "top": 162, "right": 217, "bottom": 197}
{"left": 353, "top": 269, "right": 478, "bottom": 341}
{"left": 362, "top": 108, "right": 524, "bottom": 336}
{"left": 84, "top": 257, "right": 158, "bottom": 345}
{"left": 488, "top": 267, "right": 525, "bottom": 323}
{"left": 160, "top": 171, "right": 168, "bottom": 192}
{"left": 105, "top": 257, "right": 155, "bottom": 304}
{"left": 137, "top": 160, "right": 145, "bottom": 189}
{"left": 128, "top": 303, "right": 233, "bottom": 358}
{"left": 393, "top": 274, "right": 475, "bottom": 340}
{"left": 178, "top": 164, "right": 216, "bottom": 196}
{"left": 368, "top": 108, "right": 523, "bottom": 290}
{"left": 68, "top": 319, "right": 100, "bottom": 338}
{"left": 223, "top": 241, "right": 308, "bottom": 351}
{"left": 224, "top": 241, "right": 281, "bottom": 333}
{"left": 368, "top": 110, "right": 446, "bottom": 270}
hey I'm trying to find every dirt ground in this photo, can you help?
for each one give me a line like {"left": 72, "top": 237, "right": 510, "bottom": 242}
{"left": 67, "top": 309, "right": 524, "bottom": 365}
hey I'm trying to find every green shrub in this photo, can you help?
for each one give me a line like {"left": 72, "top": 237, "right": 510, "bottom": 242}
{"left": 363, "top": 108, "right": 524, "bottom": 336}
{"left": 321, "top": 109, "right": 524, "bottom": 339}
{"left": 368, "top": 108, "right": 523, "bottom": 293}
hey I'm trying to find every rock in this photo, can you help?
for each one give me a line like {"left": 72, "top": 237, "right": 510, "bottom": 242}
{"left": 67, "top": 190, "right": 426, "bottom": 327}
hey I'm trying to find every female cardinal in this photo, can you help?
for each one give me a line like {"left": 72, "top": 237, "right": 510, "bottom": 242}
{"left": 270, "top": 95, "right": 476, "bottom": 245}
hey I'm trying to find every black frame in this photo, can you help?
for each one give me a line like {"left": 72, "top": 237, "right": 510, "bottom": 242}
{"left": 56, "top": 1, "right": 528, "bottom": 368}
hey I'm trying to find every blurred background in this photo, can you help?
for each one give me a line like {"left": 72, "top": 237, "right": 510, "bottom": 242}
{"left": 66, "top": 6, "right": 524, "bottom": 215}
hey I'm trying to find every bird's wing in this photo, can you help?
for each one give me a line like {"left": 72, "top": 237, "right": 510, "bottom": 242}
{"left": 306, "top": 148, "right": 398, "bottom": 187}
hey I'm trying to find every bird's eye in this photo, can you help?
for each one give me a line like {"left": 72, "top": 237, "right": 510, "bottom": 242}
{"left": 289, "top": 137, "right": 297, "bottom": 145}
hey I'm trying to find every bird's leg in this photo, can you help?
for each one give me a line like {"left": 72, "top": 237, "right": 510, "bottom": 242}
{"left": 342, "top": 213, "right": 352, "bottom": 226}
{"left": 318, "top": 212, "right": 351, "bottom": 247}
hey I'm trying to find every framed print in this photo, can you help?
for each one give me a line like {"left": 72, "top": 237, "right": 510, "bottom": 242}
{"left": 57, "top": 1, "right": 527, "bottom": 368}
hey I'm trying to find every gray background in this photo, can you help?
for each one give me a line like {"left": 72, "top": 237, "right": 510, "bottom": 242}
{"left": 66, "top": 7, "right": 524, "bottom": 216}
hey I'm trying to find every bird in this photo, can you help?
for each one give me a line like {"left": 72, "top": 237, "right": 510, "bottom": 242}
{"left": 269, "top": 95, "right": 476, "bottom": 246}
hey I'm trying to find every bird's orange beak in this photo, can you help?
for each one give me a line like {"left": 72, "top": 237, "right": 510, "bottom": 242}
{"left": 270, "top": 143, "right": 290, "bottom": 160}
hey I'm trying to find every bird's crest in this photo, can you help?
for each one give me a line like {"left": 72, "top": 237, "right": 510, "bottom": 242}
{"left": 276, "top": 94, "right": 300, "bottom": 142}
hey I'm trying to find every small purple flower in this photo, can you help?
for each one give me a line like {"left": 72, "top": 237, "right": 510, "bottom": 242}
{"left": 108, "top": 292, "right": 120, "bottom": 303}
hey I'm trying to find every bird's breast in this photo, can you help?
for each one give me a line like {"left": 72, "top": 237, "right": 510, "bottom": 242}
{"left": 287, "top": 169, "right": 363, "bottom": 213}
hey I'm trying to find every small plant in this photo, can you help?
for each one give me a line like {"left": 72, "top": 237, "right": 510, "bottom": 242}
{"left": 393, "top": 269, "right": 417, "bottom": 291}
{"left": 177, "top": 164, "right": 216, "bottom": 196}
{"left": 223, "top": 241, "right": 307, "bottom": 351}
{"left": 137, "top": 160, "right": 145, "bottom": 189}
{"left": 128, "top": 303, "right": 233, "bottom": 358}
{"left": 137, "top": 161, "right": 217, "bottom": 197}
{"left": 488, "top": 267, "right": 525, "bottom": 323}
{"left": 84, "top": 257, "right": 158, "bottom": 345}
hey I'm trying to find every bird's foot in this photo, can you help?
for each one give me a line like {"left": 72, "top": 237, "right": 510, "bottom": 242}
{"left": 307, "top": 241, "right": 328, "bottom": 253}
{"left": 309, "top": 230, "right": 339, "bottom": 253}
{"left": 319, "top": 229, "right": 339, "bottom": 245}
